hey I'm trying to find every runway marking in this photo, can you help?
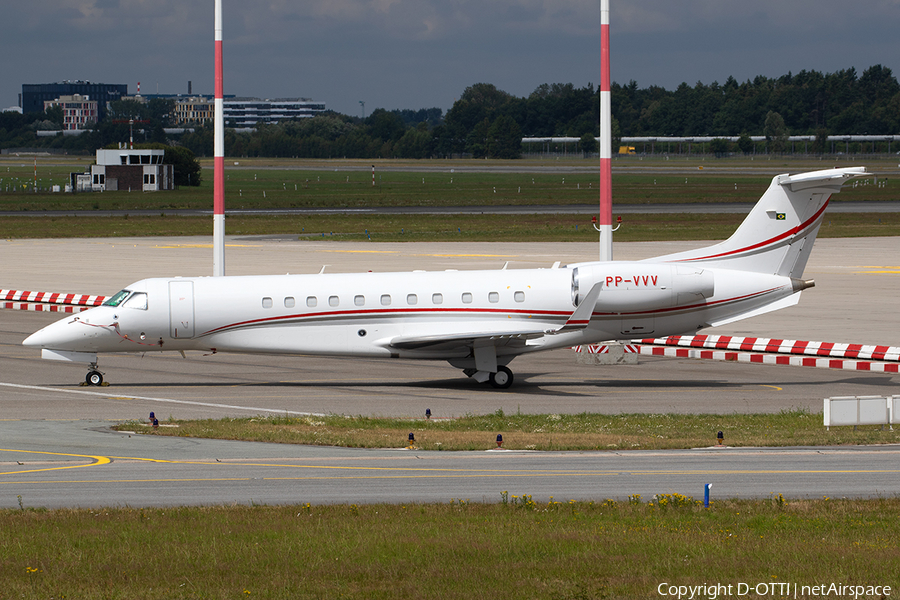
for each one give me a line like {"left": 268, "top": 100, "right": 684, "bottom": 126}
{"left": 153, "top": 244, "right": 261, "bottom": 249}
{"left": 6, "top": 466, "right": 900, "bottom": 486}
{"left": 318, "top": 249, "right": 399, "bottom": 255}
{"left": 9, "top": 449, "right": 900, "bottom": 479}
{"left": 316, "top": 249, "right": 516, "bottom": 259}
{"left": 760, "top": 385, "right": 783, "bottom": 391}
{"left": 0, "top": 382, "right": 324, "bottom": 416}
{"left": 0, "top": 448, "right": 110, "bottom": 476}
{"left": 417, "top": 253, "right": 516, "bottom": 258}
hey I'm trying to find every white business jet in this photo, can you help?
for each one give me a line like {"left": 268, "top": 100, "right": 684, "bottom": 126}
{"left": 24, "top": 167, "right": 866, "bottom": 388}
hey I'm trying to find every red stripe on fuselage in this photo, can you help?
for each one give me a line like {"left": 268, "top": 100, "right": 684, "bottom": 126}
{"left": 199, "top": 306, "right": 572, "bottom": 337}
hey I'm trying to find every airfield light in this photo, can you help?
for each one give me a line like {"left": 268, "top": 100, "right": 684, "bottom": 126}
{"left": 496, "top": 434, "right": 503, "bottom": 448}
{"left": 717, "top": 431, "right": 724, "bottom": 446}
{"left": 704, "top": 484, "right": 712, "bottom": 508}
{"left": 425, "top": 408, "right": 431, "bottom": 419}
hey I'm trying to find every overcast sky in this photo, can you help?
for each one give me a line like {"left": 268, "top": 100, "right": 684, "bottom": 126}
{"left": 5, "top": 0, "right": 899, "bottom": 117}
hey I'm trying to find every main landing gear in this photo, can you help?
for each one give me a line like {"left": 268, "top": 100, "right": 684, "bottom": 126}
{"left": 489, "top": 366, "right": 514, "bottom": 389}
{"left": 464, "top": 365, "right": 514, "bottom": 389}
{"left": 84, "top": 363, "right": 106, "bottom": 387}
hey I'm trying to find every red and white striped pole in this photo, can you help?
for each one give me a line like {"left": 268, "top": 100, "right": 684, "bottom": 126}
{"left": 213, "top": 0, "right": 225, "bottom": 276}
{"left": 599, "top": 0, "right": 613, "bottom": 261}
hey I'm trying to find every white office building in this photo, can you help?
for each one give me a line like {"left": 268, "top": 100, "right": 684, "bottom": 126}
{"left": 223, "top": 98, "right": 326, "bottom": 127}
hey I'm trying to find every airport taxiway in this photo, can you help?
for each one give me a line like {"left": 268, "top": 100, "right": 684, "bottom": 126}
{"left": 2, "top": 237, "right": 899, "bottom": 507}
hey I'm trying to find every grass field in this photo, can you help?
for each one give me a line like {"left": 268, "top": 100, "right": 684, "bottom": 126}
{"left": 3, "top": 498, "right": 898, "bottom": 599}
{"left": 1, "top": 155, "right": 896, "bottom": 211}
{"left": 5, "top": 211, "right": 900, "bottom": 241}
{"left": 2, "top": 156, "right": 897, "bottom": 240}
{"left": 115, "top": 410, "right": 900, "bottom": 451}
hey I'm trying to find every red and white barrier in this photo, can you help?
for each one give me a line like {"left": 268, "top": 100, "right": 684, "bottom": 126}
{"left": 1, "top": 289, "right": 108, "bottom": 307}
{"left": 640, "top": 334, "right": 900, "bottom": 363}
{"left": 633, "top": 344, "right": 900, "bottom": 373}
{"left": 572, "top": 344, "right": 640, "bottom": 355}
{"left": 0, "top": 289, "right": 109, "bottom": 313}
{"left": 573, "top": 334, "right": 900, "bottom": 373}
{"left": 1, "top": 302, "right": 86, "bottom": 313}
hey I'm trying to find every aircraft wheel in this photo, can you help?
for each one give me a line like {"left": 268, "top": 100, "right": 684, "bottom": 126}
{"left": 489, "top": 366, "right": 513, "bottom": 389}
{"left": 86, "top": 370, "right": 103, "bottom": 386}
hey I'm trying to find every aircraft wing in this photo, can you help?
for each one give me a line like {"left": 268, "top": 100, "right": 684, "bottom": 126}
{"left": 388, "top": 330, "right": 545, "bottom": 352}
{"left": 387, "top": 283, "right": 602, "bottom": 352}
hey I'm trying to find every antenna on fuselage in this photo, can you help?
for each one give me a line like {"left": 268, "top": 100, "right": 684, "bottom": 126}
{"left": 213, "top": 0, "right": 226, "bottom": 276}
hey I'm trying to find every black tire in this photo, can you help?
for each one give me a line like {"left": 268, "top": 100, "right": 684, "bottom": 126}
{"left": 86, "top": 371, "right": 103, "bottom": 386}
{"left": 488, "top": 366, "right": 513, "bottom": 389}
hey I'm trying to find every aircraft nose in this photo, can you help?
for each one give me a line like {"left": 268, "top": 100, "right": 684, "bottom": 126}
{"left": 22, "top": 315, "right": 107, "bottom": 350}
{"left": 23, "top": 320, "right": 72, "bottom": 349}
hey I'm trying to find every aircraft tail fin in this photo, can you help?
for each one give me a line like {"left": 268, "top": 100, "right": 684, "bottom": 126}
{"left": 649, "top": 167, "right": 867, "bottom": 277}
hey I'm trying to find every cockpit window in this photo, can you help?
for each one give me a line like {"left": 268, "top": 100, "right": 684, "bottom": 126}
{"left": 122, "top": 292, "right": 148, "bottom": 310}
{"left": 103, "top": 289, "right": 132, "bottom": 307}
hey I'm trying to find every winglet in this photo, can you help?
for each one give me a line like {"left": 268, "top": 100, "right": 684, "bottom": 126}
{"left": 547, "top": 282, "right": 601, "bottom": 335}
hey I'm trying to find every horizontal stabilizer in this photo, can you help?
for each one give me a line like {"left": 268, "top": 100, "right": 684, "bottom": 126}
{"left": 706, "top": 292, "right": 802, "bottom": 327}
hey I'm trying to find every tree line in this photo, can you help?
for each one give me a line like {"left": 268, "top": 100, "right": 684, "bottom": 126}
{"left": 2, "top": 64, "right": 897, "bottom": 160}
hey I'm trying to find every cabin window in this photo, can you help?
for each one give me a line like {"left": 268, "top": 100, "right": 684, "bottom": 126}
{"left": 461, "top": 292, "right": 472, "bottom": 304}
{"left": 306, "top": 296, "right": 317, "bottom": 307}
{"left": 262, "top": 297, "right": 273, "bottom": 309}
{"left": 514, "top": 291, "right": 525, "bottom": 303}
{"left": 432, "top": 293, "right": 443, "bottom": 305}
{"left": 123, "top": 292, "right": 148, "bottom": 310}
{"left": 329, "top": 295, "right": 340, "bottom": 307}
{"left": 380, "top": 294, "right": 391, "bottom": 306}
{"left": 354, "top": 295, "right": 365, "bottom": 306}
{"left": 488, "top": 292, "right": 499, "bottom": 303}
{"left": 407, "top": 294, "right": 418, "bottom": 305}
{"left": 284, "top": 297, "right": 295, "bottom": 308}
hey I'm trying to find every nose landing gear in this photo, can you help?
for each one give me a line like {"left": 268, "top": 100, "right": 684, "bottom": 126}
{"left": 83, "top": 363, "right": 107, "bottom": 387}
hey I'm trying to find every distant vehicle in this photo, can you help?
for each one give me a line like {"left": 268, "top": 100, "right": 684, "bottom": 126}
{"left": 618, "top": 146, "right": 636, "bottom": 155}
{"left": 24, "top": 168, "right": 867, "bottom": 389}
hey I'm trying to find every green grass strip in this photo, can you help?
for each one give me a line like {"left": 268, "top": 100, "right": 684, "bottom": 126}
{"left": 115, "top": 410, "right": 900, "bottom": 451}
{"left": 2, "top": 212, "right": 900, "bottom": 241}
{"left": 3, "top": 498, "right": 899, "bottom": 599}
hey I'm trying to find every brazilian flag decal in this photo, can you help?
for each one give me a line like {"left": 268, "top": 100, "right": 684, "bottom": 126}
{"left": 776, "top": 213, "right": 786, "bottom": 220}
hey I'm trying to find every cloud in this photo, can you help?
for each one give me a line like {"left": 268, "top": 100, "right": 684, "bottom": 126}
{"left": 1, "top": 0, "right": 897, "bottom": 115}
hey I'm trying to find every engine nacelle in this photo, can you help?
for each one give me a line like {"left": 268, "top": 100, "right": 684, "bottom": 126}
{"left": 572, "top": 263, "right": 714, "bottom": 313}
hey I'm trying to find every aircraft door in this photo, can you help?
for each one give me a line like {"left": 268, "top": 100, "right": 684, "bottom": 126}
{"left": 168, "top": 281, "right": 195, "bottom": 338}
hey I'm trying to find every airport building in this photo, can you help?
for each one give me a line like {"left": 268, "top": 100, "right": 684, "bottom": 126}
{"left": 174, "top": 97, "right": 215, "bottom": 126}
{"left": 43, "top": 95, "right": 98, "bottom": 131}
{"left": 22, "top": 81, "right": 127, "bottom": 120}
{"left": 71, "top": 149, "right": 174, "bottom": 193}
{"left": 223, "top": 98, "right": 326, "bottom": 127}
